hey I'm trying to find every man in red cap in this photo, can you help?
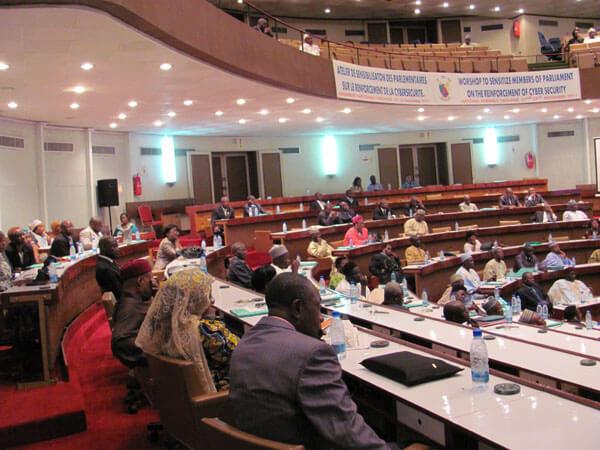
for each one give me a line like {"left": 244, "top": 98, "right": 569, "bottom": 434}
{"left": 343, "top": 215, "right": 369, "bottom": 247}
{"left": 111, "top": 258, "right": 154, "bottom": 368}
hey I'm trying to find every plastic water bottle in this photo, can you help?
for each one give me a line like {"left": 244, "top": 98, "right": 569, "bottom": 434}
{"left": 454, "top": 221, "right": 459, "bottom": 231}
{"left": 439, "top": 250, "right": 445, "bottom": 261}
{"left": 349, "top": 238, "right": 354, "bottom": 248}
{"left": 282, "top": 222, "right": 288, "bottom": 232}
{"left": 213, "top": 234, "right": 221, "bottom": 248}
{"left": 201, "top": 239, "right": 207, "bottom": 251}
{"left": 364, "top": 197, "right": 368, "bottom": 206}
{"left": 391, "top": 271, "right": 397, "bottom": 283}
{"left": 77, "top": 242, "right": 83, "bottom": 255}
{"left": 512, "top": 296, "right": 520, "bottom": 315}
{"left": 534, "top": 263, "right": 539, "bottom": 272}
{"left": 515, "top": 295, "right": 521, "bottom": 313}
{"left": 542, "top": 304, "right": 549, "bottom": 320}
{"left": 593, "top": 231, "right": 598, "bottom": 240}
{"left": 494, "top": 286, "right": 500, "bottom": 301}
{"left": 384, "top": 229, "right": 389, "bottom": 242}
{"left": 548, "top": 233, "right": 554, "bottom": 244}
{"left": 470, "top": 329, "right": 490, "bottom": 385}
{"left": 585, "top": 310, "right": 593, "bottom": 330}
{"left": 199, "top": 255, "right": 207, "bottom": 273}
{"left": 48, "top": 263, "right": 58, "bottom": 283}
{"left": 424, "top": 251, "right": 430, "bottom": 264}
{"left": 504, "top": 301, "right": 513, "bottom": 324}
{"left": 572, "top": 257, "right": 576, "bottom": 266}
{"left": 387, "top": 211, "right": 392, "bottom": 220}
{"left": 350, "top": 282, "right": 358, "bottom": 304}
{"left": 402, "top": 278, "right": 408, "bottom": 297}
{"left": 330, "top": 311, "right": 346, "bottom": 360}
{"left": 319, "top": 276, "right": 326, "bottom": 294}
{"left": 493, "top": 240, "right": 498, "bottom": 249}
{"left": 69, "top": 243, "right": 76, "bottom": 260}
{"left": 536, "top": 304, "right": 543, "bottom": 317}
{"left": 135, "top": 229, "right": 141, "bottom": 241}
{"left": 301, "top": 219, "right": 307, "bottom": 229}
{"left": 276, "top": 205, "right": 281, "bottom": 214}
{"left": 299, "top": 202, "right": 304, "bottom": 212}
{"left": 422, "top": 289, "right": 429, "bottom": 306}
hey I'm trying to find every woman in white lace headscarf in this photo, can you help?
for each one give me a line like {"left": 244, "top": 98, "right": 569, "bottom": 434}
{"left": 136, "top": 268, "right": 239, "bottom": 391}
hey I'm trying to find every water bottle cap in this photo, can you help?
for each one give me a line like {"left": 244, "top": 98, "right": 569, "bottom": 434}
{"left": 473, "top": 328, "right": 483, "bottom": 337}
{"left": 332, "top": 311, "right": 341, "bottom": 318}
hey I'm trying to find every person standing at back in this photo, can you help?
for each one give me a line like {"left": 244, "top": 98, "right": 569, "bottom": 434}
{"left": 367, "top": 175, "right": 383, "bottom": 192}
{"left": 229, "top": 273, "right": 398, "bottom": 449}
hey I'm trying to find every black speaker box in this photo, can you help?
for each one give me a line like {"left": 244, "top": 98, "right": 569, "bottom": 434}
{"left": 97, "top": 179, "right": 119, "bottom": 207}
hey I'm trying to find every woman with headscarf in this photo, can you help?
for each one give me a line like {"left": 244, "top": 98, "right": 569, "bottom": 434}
{"left": 136, "top": 268, "right": 239, "bottom": 391}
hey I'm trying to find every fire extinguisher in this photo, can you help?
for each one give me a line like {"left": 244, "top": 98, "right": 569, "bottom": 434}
{"left": 525, "top": 152, "right": 535, "bottom": 169}
{"left": 133, "top": 173, "right": 142, "bottom": 196}
{"left": 513, "top": 19, "right": 521, "bottom": 38}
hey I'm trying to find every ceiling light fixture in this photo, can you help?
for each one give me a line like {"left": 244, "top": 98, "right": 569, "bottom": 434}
{"left": 278, "top": 118, "right": 289, "bottom": 123}
{"left": 469, "top": 4, "right": 475, "bottom": 10}
{"left": 259, "top": 109, "right": 269, "bottom": 115}
{"left": 153, "top": 120, "right": 163, "bottom": 127}
{"left": 70, "top": 102, "right": 80, "bottom": 109}
{"left": 342, "top": 107, "right": 352, "bottom": 114}
{"left": 215, "top": 110, "right": 224, "bottom": 116}
{"left": 517, "top": 8, "right": 525, "bottom": 14}
{"left": 504, "top": 115, "right": 510, "bottom": 120}
{"left": 553, "top": 115, "right": 560, "bottom": 119}
{"left": 316, "top": 117, "right": 325, "bottom": 123}
{"left": 483, "top": 108, "right": 490, "bottom": 113}
{"left": 183, "top": 99, "right": 193, "bottom": 106}
{"left": 159, "top": 63, "right": 172, "bottom": 71}
{"left": 541, "top": 108, "right": 548, "bottom": 113}
{"left": 128, "top": 100, "right": 138, "bottom": 108}
{"left": 576, "top": 115, "right": 583, "bottom": 119}
{"left": 512, "top": 108, "right": 520, "bottom": 113}
{"left": 7, "top": 101, "right": 17, "bottom": 109}
{"left": 302, "top": 108, "right": 312, "bottom": 114}
{"left": 415, "top": 8, "right": 421, "bottom": 14}
{"left": 567, "top": 107, "right": 574, "bottom": 113}
{"left": 324, "top": 8, "right": 331, "bottom": 14}
{"left": 448, "top": 116, "right": 455, "bottom": 121}
{"left": 476, "top": 115, "right": 483, "bottom": 120}
{"left": 493, "top": 6, "right": 500, "bottom": 12}
{"left": 236, "top": 98, "right": 247, "bottom": 105}
{"left": 417, "top": 116, "right": 425, "bottom": 121}
{"left": 80, "top": 62, "right": 94, "bottom": 71}
{"left": 73, "top": 85, "right": 86, "bottom": 94}
{"left": 286, "top": 97, "right": 296, "bottom": 104}
{"left": 443, "top": 2, "right": 449, "bottom": 8}
{"left": 415, "top": 0, "right": 422, "bottom": 5}
{"left": 109, "top": 122, "right": 117, "bottom": 129}
{"left": 0, "top": 62, "right": 9, "bottom": 71}
{"left": 417, "top": 107, "right": 425, "bottom": 112}
{"left": 584, "top": 99, "right": 593, "bottom": 105}
{"left": 118, "top": 113, "right": 127, "bottom": 120}
{"left": 238, "top": 119, "right": 247, "bottom": 124}
{"left": 592, "top": 108, "right": 600, "bottom": 113}
{"left": 167, "top": 111, "right": 176, "bottom": 117}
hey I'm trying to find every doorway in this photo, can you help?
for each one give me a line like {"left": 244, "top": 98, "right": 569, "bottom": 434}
{"left": 441, "top": 20, "right": 462, "bottom": 43}
{"left": 377, "top": 147, "right": 399, "bottom": 190}
{"left": 211, "top": 152, "right": 260, "bottom": 201}
{"left": 383, "top": 144, "right": 449, "bottom": 187}
{"left": 366, "top": 22, "right": 389, "bottom": 43}
{"left": 189, "top": 154, "right": 213, "bottom": 204}
{"left": 261, "top": 152, "right": 283, "bottom": 198}
{"left": 450, "top": 143, "right": 473, "bottom": 184}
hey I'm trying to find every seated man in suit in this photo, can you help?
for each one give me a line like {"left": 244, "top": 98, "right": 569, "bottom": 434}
{"left": 517, "top": 272, "right": 552, "bottom": 313}
{"left": 342, "top": 189, "right": 358, "bottom": 209}
{"left": 5, "top": 227, "right": 36, "bottom": 270}
{"left": 243, "top": 195, "right": 266, "bottom": 217}
{"left": 514, "top": 244, "right": 540, "bottom": 271}
{"left": 498, "top": 188, "right": 521, "bottom": 208}
{"left": 405, "top": 196, "right": 425, "bottom": 217}
{"left": 211, "top": 196, "right": 235, "bottom": 243}
{"left": 523, "top": 187, "right": 545, "bottom": 207}
{"left": 458, "top": 195, "right": 478, "bottom": 212}
{"left": 96, "top": 236, "right": 122, "bottom": 302}
{"left": 229, "top": 273, "right": 398, "bottom": 449}
{"left": 368, "top": 243, "right": 402, "bottom": 284}
{"left": 310, "top": 192, "right": 327, "bottom": 212}
{"left": 372, "top": 200, "right": 394, "bottom": 220}
{"left": 80, "top": 216, "right": 104, "bottom": 251}
{"left": 227, "top": 242, "right": 254, "bottom": 289}
{"left": 317, "top": 203, "right": 342, "bottom": 226}
{"left": 50, "top": 220, "right": 77, "bottom": 257}
{"left": 338, "top": 201, "right": 356, "bottom": 224}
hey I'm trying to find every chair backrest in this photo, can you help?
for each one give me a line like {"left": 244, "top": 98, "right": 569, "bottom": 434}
{"left": 137, "top": 205, "right": 155, "bottom": 226}
{"left": 459, "top": 59, "right": 474, "bottom": 73}
{"left": 538, "top": 32, "right": 548, "bottom": 46}
{"left": 432, "top": 226, "right": 452, "bottom": 233}
{"left": 473, "top": 59, "right": 491, "bottom": 73}
{"left": 553, "top": 235, "right": 570, "bottom": 242}
{"left": 496, "top": 58, "right": 511, "bottom": 73}
{"left": 101, "top": 292, "right": 117, "bottom": 329}
{"left": 499, "top": 220, "right": 521, "bottom": 226}
{"left": 146, "top": 352, "right": 217, "bottom": 448}
{"left": 200, "top": 418, "right": 305, "bottom": 450}
{"left": 423, "top": 59, "right": 438, "bottom": 72}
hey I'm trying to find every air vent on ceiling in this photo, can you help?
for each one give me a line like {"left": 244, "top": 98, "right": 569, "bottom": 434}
{"left": 575, "top": 22, "right": 594, "bottom": 30}
{"left": 463, "top": 26, "right": 471, "bottom": 33}
{"left": 481, "top": 24, "right": 503, "bottom": 32}
{"left": 305, "top": 29, "right": 327, "bottom": 36}
{"left": 92, "top": 145, "right": 115, "bottom": 155}
{"left": 272, "top": 27, "right": 287, "bottom": 34}
{"left": 141, "top": 147, "right": 193, "bottom": 156}
{"left": 359, "top": 144, "right": 378, "bottom": 151}
{"left": 539, "top": 20, "right": 558, "bottom": 27}
{"left": 0, "top": 135, "right": 24, "bottom": 149}
{"left": 345, "top": 30, "right": 365, "bottom": 36}
{"left": 44, "top": 142, "right": 73, "bottom": 152}
{"left": 547, "top": 130, "right": 575, "bottom": 138}
{"left": 279, "top": 147, "right": 300, "bottom": 154}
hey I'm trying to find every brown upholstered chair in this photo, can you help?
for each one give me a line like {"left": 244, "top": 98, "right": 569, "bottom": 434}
{"left": 510, "top": 58, "right": 529, "bottom": 72}
{"left": 200, "top": 418, "right": 304, "bottom": 450}
{"left": 146, "top": 352, "right": 230, "bottom": 449}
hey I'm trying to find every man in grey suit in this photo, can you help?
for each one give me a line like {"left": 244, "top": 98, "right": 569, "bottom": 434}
{"left": 229, "top": 273, "right": 396, "bottom": 449}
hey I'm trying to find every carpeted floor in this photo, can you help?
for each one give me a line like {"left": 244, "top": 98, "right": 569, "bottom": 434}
{"left": 12, "top": 320, "right": 161, "bottom": 450}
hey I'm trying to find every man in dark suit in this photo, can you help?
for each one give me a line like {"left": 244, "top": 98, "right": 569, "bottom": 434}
{"left": 310, "top": 192, "right": 327, "bottom": 212}
{"left": 317, "top": 203, "right": 342, "bottom": 226}
{"left": 243, "top": 195, "right": 266, "bottom": 217}
{"left": 372, "top": 200, "right": 394, "bottom": 220}
{"left": 405, "top": 196, "right": 425, "bottom": 217}
{"left": 338, "top": 201, "right": 356, "bottom": 224}
{"left": 368, "top": 243, "right": 403, "bottom": 284}
{"left": 50, "top": 220, "right": 76, "bottom": 257}
{"left": 96, "top": 236, "right": 122, "bottom": 302}
{"left": 517, "top": 272, "right": 552, "bottom": 313}
{"left": 229, "top": 273, "right": 396, "bottom": 450}
{"left": 211, "top": 196, "right": 235, "bottom": 243}
{"left": 342, "top": 189, "right": 358, "bottom": 209}
{"left": 227, "top": 242, "right": 254, "bottom": 289}
{"left": 5, "top": 227, "right": 36, "bottom": 269}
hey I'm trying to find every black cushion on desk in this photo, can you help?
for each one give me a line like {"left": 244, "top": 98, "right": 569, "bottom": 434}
{"left": 361, "top": 351, "right": 463, "bottom": 386}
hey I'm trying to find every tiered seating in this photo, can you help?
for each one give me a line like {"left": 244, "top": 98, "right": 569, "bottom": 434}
{"left": 278, "top": 38, "right": 528, "bottom": 73}
{"left": 568, "top": 42, "right": 600, "bottom": 68}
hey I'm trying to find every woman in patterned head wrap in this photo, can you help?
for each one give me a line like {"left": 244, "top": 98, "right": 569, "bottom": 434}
{"left": 136, "top": 268, "right": 239, "bottom": 391}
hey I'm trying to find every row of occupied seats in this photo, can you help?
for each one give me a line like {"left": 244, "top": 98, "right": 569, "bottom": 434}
{"left": 568, "top": 42, "right": 600, "bottom": 68}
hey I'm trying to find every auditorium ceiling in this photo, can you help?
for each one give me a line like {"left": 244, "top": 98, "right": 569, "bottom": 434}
{"left": 0, "top": 7, "right": 597, "bottom": 137}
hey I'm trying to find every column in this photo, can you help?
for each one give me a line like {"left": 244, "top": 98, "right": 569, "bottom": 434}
{"left": 34, "top": 122, "right": 49, "bottom": 224}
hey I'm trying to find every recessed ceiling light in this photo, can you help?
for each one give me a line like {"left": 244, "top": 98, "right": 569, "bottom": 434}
{"left": 417, "top": 107, "right": 425, "bottom": 112}
{"left": 237, "top": 0, "right": 243, "bottom": 3}
{"left": 118, "top": 113, "right": 127, "bottom": 120}
{"left": 493, "top": 6, "right": 500, "bottom": 12}
{"left": 109, "top": 122, "right": 117, "bottom": 129}
{"left": 415, "top": 0, "right": 422, "bottom": 4}
{"left": 259, "top": 109, "right": 269, "bottom": 115}
{"left": 517, "top": 8, "right": 524, "bottom": 14}
{"left": 483, "top": 108, "right": 490, "bottom": 113}
{"left": 302, "top": 108, "right": 312, "bottom": 114}
{"left": 447, "top": 116, "right": 455, "bottom": 121}
{"left": 167, "top": 111, "right": 176, "bottom": 118}
{"left": 0, "top": 62, "right": 9, "bottom": 71}
{"left": 215, "top": 110, "right": 224, "bottom": 116}
{"left": 553, "top": 115, "right": 560, "bottom": 119}
{"left": 442, "top": 2, "right": 449, "bottom": 8}
{"left": 415, "top": 8, "right": 421, "bottom": 14}
{"left": 286, "top": 97, "right": 296, "bottom": 104}
{"left": 576, "top": 115, "right": 583, "bottom": 119}
{"left": 417, "top": 116, "right": 425, "bottom": 121}
{"left": 278, "top": 117, "right": 289, "bottom": 123}
{"left": 128, "top": 100, "right": 138, "bottom": 108}
{"left": 159, "top": 63, "right": 172, "bottom": 71}
{"left": 469, "top": 4, "right": 475, "bottom": 10}
{"left": 567, "top": 107, "right": 574, "bottom": 113}
{"left": 342, "top": 107, "right": 352, "bottom": 114}
{"left": 324, "top": 8, "right": 331, "bottom": 13}
{"left": 183, "top": 99, "right": 193, "bottom": 106}
{"left": 512, "top": 108, "right": 520, "bottom": 113}
{"left": 7, "top": 101, "right": 17, "bottom": 109}
{"left": 153, "top": 120, "right": 163, "bottom": 127}
{"left": 476, "top": 115, "right": 483, "bottom": 120}
{"left": 541, "top": 107, "right": 548, "bottom": 113}
{"left": 316, "top": 117, "right": 325, "bottom": 123}
{"left": 80, "top": 62, "right": 94, "bottom": 71}
{"left": 70, "top": 102, "right": 80, "bottom": 109}
{"left": 73, "top": 85, "right": 86, "bottom": 94}
{"left": 592, "top": 108, "right": 600, "bottom": 113}
{"left": 584, "top": 99, "right": 592, "bottom": 104}
{"left": 504, "top": 115, "right": 510, "bottom": 120}
{"left": 236, "top": 98, "right": 247, "bottom": 105}
{"left": 238, "top": 119, "right": 247, "bottom": 124}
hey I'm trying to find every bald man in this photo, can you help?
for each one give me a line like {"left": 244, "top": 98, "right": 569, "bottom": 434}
{"left": 80, "top": 216, "right": 104, "bottom": 250}
{"left": 383, "top": 282, "right": 404, "bottom": 307}
{"left": 443, "top": 300, "right": 470, "bottom": 325}
{"left": 50, "top": 220, "right": 77, "bottom": 257}
{"left": 499, "top": 188, "right": 521, "bottom": 208}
